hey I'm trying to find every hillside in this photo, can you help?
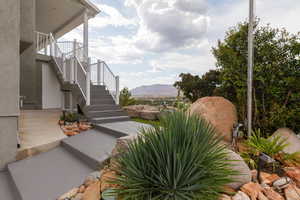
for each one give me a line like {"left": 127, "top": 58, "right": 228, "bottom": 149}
{"left": 131, "top": 84, "right": 178, "bottom": 97}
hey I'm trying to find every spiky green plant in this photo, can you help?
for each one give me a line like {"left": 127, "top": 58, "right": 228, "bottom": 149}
{"left": 245, "top": 129, "right": 288, "bottom": 158}
{"left": 111, "top": 111, "right": 237, "bottom": 200}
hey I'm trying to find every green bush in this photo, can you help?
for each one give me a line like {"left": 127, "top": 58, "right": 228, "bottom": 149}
{"left": 60, "top": 112, "right": 81, "bottom": 122}
{"left": 112, "top": 111, "right": 237, "bottom": 200}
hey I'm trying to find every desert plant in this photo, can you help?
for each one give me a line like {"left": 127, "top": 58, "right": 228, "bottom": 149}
{"left": 245, "top": 129, "right": 288, "bottom": 158}
{"left": 111, "top": 111, "right": 237, "bottom": 200}
{"left": 60, "top": 112, "right": 81, "bottom": 122}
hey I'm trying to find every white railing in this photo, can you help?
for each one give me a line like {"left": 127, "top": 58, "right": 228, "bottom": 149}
{"left": 90, "top": 60, "right": 119, "bottom": 103}
{"left": 36, "top": 31, "right": 51, "bottom": 55}
{"left": 35, "top": 31, "right": 120, "bottom": 105}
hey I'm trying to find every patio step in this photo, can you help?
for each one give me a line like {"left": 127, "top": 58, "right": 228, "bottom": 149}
{"left": 91, "top": 116, "right": 130, "bottom": 124}
{"left": 95, "top": 121, "right": 151, "bottom": 137}
{"left": 87, "top": 109, "right": 127, "bottom": 118}
{"left": 61, "top": 129, "right": 117, "bottom": 169}
{"left": 8, "top": 147, "right": 94, "bottom": 200}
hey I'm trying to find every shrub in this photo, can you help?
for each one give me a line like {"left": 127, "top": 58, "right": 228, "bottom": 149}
{"left": 112, "top": 111, "right": 237, "bottom": 200}
{"left": 60, "top": 112, "right": 81, "bottom": 122}
{"left": 245, "top": 129, "right": 288, "bottom": 158}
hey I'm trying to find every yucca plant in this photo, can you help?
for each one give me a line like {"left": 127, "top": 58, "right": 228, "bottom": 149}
{"left": 111, "top": 111, "right": 237, "bottom": 200}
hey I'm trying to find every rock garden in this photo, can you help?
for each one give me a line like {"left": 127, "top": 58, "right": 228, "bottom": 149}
{"left": 58, "top": 112, "right": 92, "bottom": 136}
{"left": 57, "top": 97, "right": 300, "bottom": 200}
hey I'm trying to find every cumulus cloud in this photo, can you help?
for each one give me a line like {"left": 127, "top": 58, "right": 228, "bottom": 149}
{"left": 89, "top": 35, "right": 143, "bottom": 65}
{"left": 127, "top": 0, "right": 209, "bottom": 52}
{"left": 89, "top": 4, "right": 137, "bottom": 28}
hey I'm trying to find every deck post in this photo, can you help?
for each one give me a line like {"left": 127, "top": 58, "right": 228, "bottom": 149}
{"left": 71, "top": 39, "right": 77, "bottom": 83}
{"left": 116, "top": 76, "right": 120, "bottom": 105}
{"left": 83, "top": 9, "right": 89, "bottom": 64}
{"left": 86, "top": 58, "right": 91, "bottom": 106}
{"left": 97, "top": 60, "right": 101, "bottom": 85}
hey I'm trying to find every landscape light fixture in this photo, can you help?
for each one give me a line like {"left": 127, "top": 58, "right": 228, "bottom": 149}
{"left": 247, "top": 0, "right": 255, "bottom": 137}
{"left": 257, "top": 153, "right": 276, "bottom": 183}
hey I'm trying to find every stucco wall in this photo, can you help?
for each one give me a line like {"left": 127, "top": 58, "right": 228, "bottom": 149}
{"left": 20, "top": 0, "right": 41, "bottom": 109}
{"left": 0, "top": 0, "right": 20, "bottom": 170}
{"left": 42, "top": 62, "right": 62, "bottom": 109}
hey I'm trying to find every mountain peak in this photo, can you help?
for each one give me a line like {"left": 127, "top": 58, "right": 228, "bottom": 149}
{"left": 131, "top": 84, "right": 178, "bottom": 97}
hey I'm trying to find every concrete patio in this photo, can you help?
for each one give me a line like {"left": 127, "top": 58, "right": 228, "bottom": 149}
{"left": 17, "top": 110, "right": 67, "bottom": 160}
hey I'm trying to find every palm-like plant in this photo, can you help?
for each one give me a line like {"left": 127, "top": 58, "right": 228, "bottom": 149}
{"left": 245, "top": 129, "right": 288, "bottom": 158}
{"left": 111, "top": 111, "right": 237, "bottom": 200}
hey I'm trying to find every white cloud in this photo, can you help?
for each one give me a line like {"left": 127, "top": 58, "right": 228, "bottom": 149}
{"left": 129, "top": 0, "right": 209, "bottom": 52}
{"left": 149, "top": 51, "right": 215, "bottom": 74}
{"left": 89, "top": 4, "right": 137, "bottom": 28}
{"left": 89, "top": 35, "right": 144, "bottom": 65}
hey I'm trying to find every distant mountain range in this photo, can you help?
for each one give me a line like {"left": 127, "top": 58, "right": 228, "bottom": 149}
{"left": 131, "top": 84, "right": 178, "bottom": 97}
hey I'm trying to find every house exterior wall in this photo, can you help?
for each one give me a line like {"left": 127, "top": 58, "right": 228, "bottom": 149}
{"left": 41, "top": 62, "right": 62, "bottom": 109}
{"left": 20, "top": 0, "right": 42, "bottom": 109}
{"left": 0, "top": 0, "right": 20, "bottom": 170}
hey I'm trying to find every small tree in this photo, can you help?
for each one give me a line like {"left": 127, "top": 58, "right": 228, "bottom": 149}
{"left": 212, "top": 20, "right": 300, "bottom": 134}
{"left": 119, "top": 87, "right": 136, "bottom": 107}
{"left": 174, "top": 70, "right": 221, "bottom": 102}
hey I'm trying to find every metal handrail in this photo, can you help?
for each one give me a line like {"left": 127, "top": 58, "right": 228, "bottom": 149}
{"left": 35, "top": 31, "right": 120, "bottom": 105}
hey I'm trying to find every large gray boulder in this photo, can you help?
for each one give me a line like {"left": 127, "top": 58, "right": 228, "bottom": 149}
{"left": 272, "top": 128, "right": 300, "bottom": 154}
{"left": 226, "top": 149, "right": 252, "bottom": 189}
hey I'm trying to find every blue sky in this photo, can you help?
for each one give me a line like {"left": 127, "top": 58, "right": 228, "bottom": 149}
{"left": 62, "top": 0, "right": 299, "bottom": 89}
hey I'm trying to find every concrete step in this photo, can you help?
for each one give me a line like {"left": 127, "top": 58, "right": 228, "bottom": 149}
{"left": 8, "top": 147, "right": 94, "bottom": 200}
{"left": 91, "top": 99, "right": 115, "bottom": 105}
{"left": 95, "top": 121, "right": 151, "bottom": 137}
{"left": 0, "top": 171, "right": 19, "bottom": 200}
{"left": 61, "top": 129, "right": 117, "bottom": 169}
{"left": 85, "top": 104, "right": 121, "bottom": 112}
{"left": 87, "top": 110, "right": 127, "bottom": 118}
{"left": 91, "top": 116, "right": 130, "bottom": 124}
{"left": 90, "top": 96, "right": 113, "bottom": 101}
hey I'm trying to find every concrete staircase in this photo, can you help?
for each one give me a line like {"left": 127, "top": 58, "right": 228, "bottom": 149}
{"left": 85, "top": 85, "right": 130, "bottom": 124}
{"left": 0, "top": 122, "right": 149, "bottom": 200}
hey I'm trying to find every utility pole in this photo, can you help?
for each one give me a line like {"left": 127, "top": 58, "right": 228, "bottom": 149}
{"left": 247, "top": 0, "right": 255, "bottom": 137}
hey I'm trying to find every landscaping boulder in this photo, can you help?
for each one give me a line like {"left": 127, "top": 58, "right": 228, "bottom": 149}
{"left": 272, "top": 128, "right": 300, "bottom": 154}
{"left": 226, "top": 149, "right": 252, "bottom": 189}
{"left": 189, "top": 97, "right": 238, "bottom": 143}
{"left": 140, "top": 110, "right": 159, "bottom": 120}
{"left": 123, "top": 105, "right": 160, "bottom": 120}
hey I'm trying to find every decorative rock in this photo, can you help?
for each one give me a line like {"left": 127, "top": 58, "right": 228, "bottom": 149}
{"left": 260, "top": 172, "right": 280, "bottom": 185}
{"left": 219, "top": 194, "right": 232, "bottom": 200}
{"left": 84, "top": 171, "right": 102, "bottom": 187}
{"left": 57, "top": 187, "right": 79, "bottom": 200}
{"left": 78, "top": 185, "right": 86, "bottom": 193}
{"left": 73, "top": 193, "right": 84, "bottom": 200}
{"left": 111, "top": 135, "right": 136, "bottom": 157}
{"left": 284, "top": 184, "right": 300, "bottom": 200}
{"left": 82, "top": 181, "right": 101, "bottom": 200}
{"left": 284, "top": 167, "right": 300, "bottom": 187}
{"left": 189, "top": 97, "right": 238, "bottom": 143}
{"left": 272, "top": 128, "right": 300, "bottom": 154}
{"left": 123, "top": 105, "right": 159, "bottom": 119}
{"left": 232, "top": 191, "right": 250, "bottom": 200}
{"left": 241, "top": 182, "right": 263, "bottom": 200}
{"left": 100, "top": 170, "right": 118, "bottom": 192}
{"left": 262, "top": 187, "right": 285, "bottom": 200}
{"left": 273, "top": 177, "right": 292, "bottom": 189}
{"left": 225, "top": 150, "right": 252, "bottom": 189}
{"left": 257, "top": 192, "right": 269, "bottom": 200}
{"left": 140, "top": 110, "right": 160, "bottom": 120}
